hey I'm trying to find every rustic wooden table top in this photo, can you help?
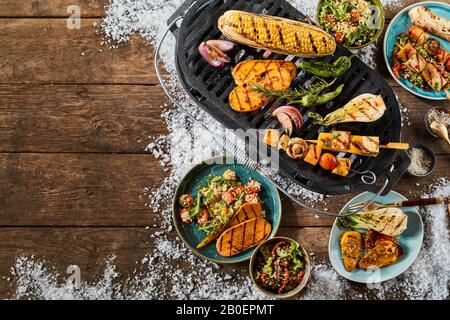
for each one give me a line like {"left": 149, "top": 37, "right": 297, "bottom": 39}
{"left": 0, "top": 0, "right": 449, "bottom": 299}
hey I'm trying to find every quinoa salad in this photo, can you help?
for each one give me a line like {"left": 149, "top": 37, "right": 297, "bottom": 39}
{"left": 177, "top": 169, "right": 263, "bottom": 234}
{"left": 318, "top": 0, "right": 380, "bottom": 47}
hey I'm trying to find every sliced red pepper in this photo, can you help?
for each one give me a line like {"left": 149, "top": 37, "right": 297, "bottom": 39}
{"left": 392, "top": 65, "right": 406, "bottom": 79}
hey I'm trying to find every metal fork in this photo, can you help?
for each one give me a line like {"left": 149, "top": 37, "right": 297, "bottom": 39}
{"left": 347, "top": 197, "right": 446, "bottom": 213}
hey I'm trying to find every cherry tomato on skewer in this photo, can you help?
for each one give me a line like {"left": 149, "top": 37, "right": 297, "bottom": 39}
{"left": 319, "top": 153, "right": 338, "bottom": 171}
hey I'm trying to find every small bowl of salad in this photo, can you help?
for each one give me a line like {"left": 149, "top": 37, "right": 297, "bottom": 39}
{"left": 249, "top": 237, "right": 311, "bottom": 298}
{"left": 317, "top": 0, "right": 385, "bottom": 49}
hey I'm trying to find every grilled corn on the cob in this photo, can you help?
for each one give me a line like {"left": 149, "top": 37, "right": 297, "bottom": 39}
{"left": 218, "top": 10, "right": 336, "bottom": 57}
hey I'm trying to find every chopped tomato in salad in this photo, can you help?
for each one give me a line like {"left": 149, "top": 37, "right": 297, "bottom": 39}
{"left": 318, "top": 0, "right": 378, "bottom": 47}
{"left": 254, "top": 240, "right": 306, "bottom": 294}
{"left": 177, "top": 169, "right": 263, "bottom": 235}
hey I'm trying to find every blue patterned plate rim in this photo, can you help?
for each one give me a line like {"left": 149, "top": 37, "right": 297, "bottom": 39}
{"left": 383, "top": 1, "right": 450, "bottom": 100}
{"left": 328, "top": 190, "right": 424, "bottom": 283}
{"left": 172, "top": 156, "right": 282, "bottom": 264}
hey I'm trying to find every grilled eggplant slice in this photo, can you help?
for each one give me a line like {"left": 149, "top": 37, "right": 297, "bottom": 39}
{"left": 229, "top": 83, "right": 271, "bottom": 112}
{"left": 340, "top": 231, "right": 362, "bottom": 272}
{"left": 232, "top": 60, "right": 297, "bottom": 90}
{"left": 227, "top": 203, "right": 264, "bottom": 227}
{"left": 359, "top": 240, "right": 399, "bottom": 269}
{"left": 216, "top": 217, "right": 271, "bottom": 257}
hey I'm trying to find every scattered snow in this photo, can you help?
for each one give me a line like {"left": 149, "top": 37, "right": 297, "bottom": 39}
{"left": 6, "top": 0, "right": 446, "bottom": 300}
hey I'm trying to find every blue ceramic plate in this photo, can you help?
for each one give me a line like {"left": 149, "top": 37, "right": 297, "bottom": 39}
{"left": 172, "top": 157, "right": 282, "bottom": 264}
{"left": 384, "top": 1, "right": 450, "bottom": 100}
{"left": 329, "top": 191, "right": 424, "bottom": 283}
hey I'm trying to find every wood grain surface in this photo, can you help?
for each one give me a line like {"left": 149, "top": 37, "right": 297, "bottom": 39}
{"left": 0, "top": 0, "right": 448, "bottom": 299}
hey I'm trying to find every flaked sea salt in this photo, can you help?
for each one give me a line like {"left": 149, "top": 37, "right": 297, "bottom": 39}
{"left": 6, "top": 0, "right": 447, "bottom": 300}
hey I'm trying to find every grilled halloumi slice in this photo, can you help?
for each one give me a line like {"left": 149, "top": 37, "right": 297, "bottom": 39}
{"left": 331, "top": 131, "right": 351, "bottom": 152}
{"left": 349, "top": 136, "right": 380, "bottom": 156}
{"left": 229, "top": 83, "right": 271, "bottom": 112}
{"left": 228, "top": 203, "right": 264, "bottom": 227}
{"left": 340, "top": 231, "right": 362, "bottom": 272}
{"left": 232, "top": 60, "right": 297, "bottom": 90}
{"left": 216, "top": 217, "right": 271, "bottom": 257}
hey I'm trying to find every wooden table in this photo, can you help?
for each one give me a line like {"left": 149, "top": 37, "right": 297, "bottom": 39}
{"left": 0, "top": 0, "right": 448, "bottom": 299}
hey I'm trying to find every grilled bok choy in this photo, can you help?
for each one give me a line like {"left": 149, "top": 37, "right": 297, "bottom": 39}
{"left": 308, "top": 94, "right": 386, "bottom": 126}
{"left": 338, "top": 208, "right": 408, "bottom": 237}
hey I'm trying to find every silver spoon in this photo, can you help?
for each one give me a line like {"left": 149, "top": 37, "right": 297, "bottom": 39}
{"left": 430, "top": 121, "right": 450, "bottom": 147}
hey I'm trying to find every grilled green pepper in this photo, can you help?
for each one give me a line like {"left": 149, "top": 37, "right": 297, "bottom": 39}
{"left": 299, "top": 56, "right": 352, "bottom": 78}
{"left": 291, "top": 84, "right": 344, "bottom": 107}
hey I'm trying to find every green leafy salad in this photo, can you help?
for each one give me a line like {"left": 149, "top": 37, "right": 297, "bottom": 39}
{"left": 254, "top": 240, "right": 306, "bottom": 294}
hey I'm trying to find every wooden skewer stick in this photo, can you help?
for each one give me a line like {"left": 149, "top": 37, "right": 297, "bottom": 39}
{"left": 304, "top": 140, "right": 410, "bottom": 150}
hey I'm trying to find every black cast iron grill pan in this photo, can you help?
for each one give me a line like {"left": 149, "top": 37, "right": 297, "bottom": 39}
{"left": 168, "top": 0, "right": 410, "bottom": 196}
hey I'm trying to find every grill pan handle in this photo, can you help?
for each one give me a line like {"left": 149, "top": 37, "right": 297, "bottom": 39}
{"left": 379, "top": 150, "right": 411, "bottom": 196}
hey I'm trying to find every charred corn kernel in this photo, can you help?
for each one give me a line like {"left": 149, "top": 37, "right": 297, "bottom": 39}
{"left": 218, "top": 10, "right": 336, "bottom": 57}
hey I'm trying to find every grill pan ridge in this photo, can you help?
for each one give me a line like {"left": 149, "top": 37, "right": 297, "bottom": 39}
{"left": 169, "top": 0, "right": 408, "bottom": 195}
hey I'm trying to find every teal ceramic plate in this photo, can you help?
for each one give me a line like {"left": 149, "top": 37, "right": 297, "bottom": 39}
{"left": 384, "top": 1, "right": 450, "bottom": 100}
{"left": 329, "top": 191, "right": 424, "bottom": 283}
{"left": 172, "top": 157, "right": 282, "bottom": 264}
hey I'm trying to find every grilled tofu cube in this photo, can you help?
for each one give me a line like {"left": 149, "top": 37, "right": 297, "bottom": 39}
{"left": 263, "top": 129, "right": 281, "bottom": 147}
{"left": 317, "top": 132, "right": 332, "bottom": 150}
{"left": 304, "top": 143, "right": 322, "bottom": 166}
{"left": 349, "top": 136, "right": 379, "bottom": 156}
{"left": 331, "top": 131, "right": 351, "bottom": 152}
{"left": 332, "top": 158, "right": 352, "bottom": 176}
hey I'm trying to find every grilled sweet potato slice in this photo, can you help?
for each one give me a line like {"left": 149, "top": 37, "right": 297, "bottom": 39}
{"left": 228, "top": 203, "right": 263, "bottom": 227}
{"left": 232, "top": 60, "right": 297, "bottom": 90}
{"left": 340, "top": 231, "right": 362, "bottom": 272}
{"left": 229, "top": 83, "right": 271, "bottom": 112}
{"left": 216, "top": 217, "right": 271, "bottom": 257}
{"left": 359, "top": 240, "right": 399, "bottom": 269}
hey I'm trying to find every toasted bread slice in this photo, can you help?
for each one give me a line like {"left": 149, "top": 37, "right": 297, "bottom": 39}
{"left": 232, "top": 60, "right": 296, "bottom": 90}
{"left": 228, "top": 203, "right": 263, "bottom": 227}
{"left": 340, "top": 231, "right": 362, "bottom": 272}
{"left": 216, "top": 217, "right": 271, "bottom": 257}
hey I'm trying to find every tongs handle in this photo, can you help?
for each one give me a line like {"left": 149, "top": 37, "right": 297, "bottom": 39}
{"left": 398, "top": 197, "right": 445, "bottom": 207}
